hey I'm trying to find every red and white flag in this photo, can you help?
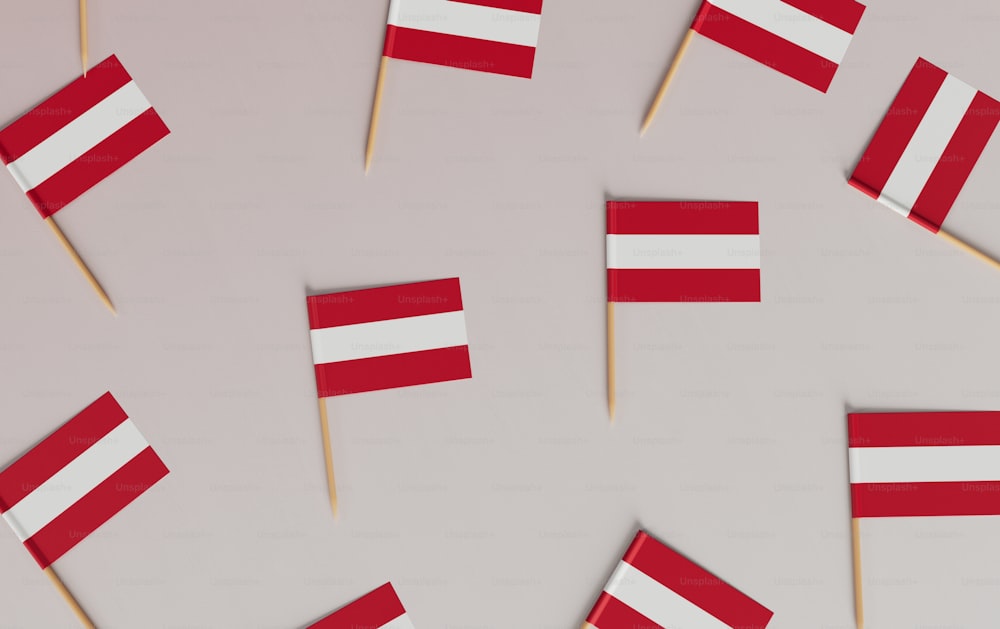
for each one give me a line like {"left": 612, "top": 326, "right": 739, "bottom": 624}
{"left": 849, "top": 411, "right": 1000, "bottom": 518}
{"left": 849, "top": 58, "right": 1000, "bottom": 233}
{"left": 586, "top": 531, "right": 773, "bottom": 629}
{"left": 607, "top": 201, "right": 761, "bottom": 303}
{"left": 690, "top": 0, "right": 865, "bottom": 92}
{"left": 0, "top": 392, "right": 168, "bottom": 569}
{"left": 384, "top": 0, "right": 543, "bottom": 78}
{"left": 307, "top": 278, "right": 471, "bottom": 397}
{"left": 0, "top": 55, "right": 169, "bottom": 218}
{"left": 308, "top": 582, "right": 414, "bottom": 629}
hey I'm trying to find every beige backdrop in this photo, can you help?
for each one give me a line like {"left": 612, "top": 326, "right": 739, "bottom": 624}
{"left": 2, "top": 1, "right": 1000, "bottom": 627}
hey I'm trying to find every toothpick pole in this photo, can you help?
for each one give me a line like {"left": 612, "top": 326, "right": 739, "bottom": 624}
{"left": 365, "top": 56, "right": 389, "bottom": 173}
{"left": 607, "top": 301, "right": 616, "bottom": 421}
{"left": 44, "top": 566, "right": 96, "bottom": 628}
{"left": 44, "top": 217, "right": 115, "bottom": 315}
{"left": 80, "top": 0, "right": 89, "bottom": 77}
{"left": 937, "top": 228, "right": 1000, "bottom": 271}
{"left": 641, "top": 29, "right": 696, "bottom": 136}
{"left": 852, "top": 518, "right": 864, "bottom": 629}
{"left": 318, "top": 397, "right": 339, "bottom": 517}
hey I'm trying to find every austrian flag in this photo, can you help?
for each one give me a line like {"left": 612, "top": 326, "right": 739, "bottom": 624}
{"left": 384, "top": 0, "right": 543, "bottom": 78}
{"left": 586, "top": 531, "right": 773, "bottom": 629}
{"left": 308, "top": 582, "right": 414, "bottom": 628}
{"left": 0, "top": 392, "right": 168, "bottom": 569}
{"left": 849, "top": 58, "right": 1000, "bottom": 233}
{"left": 691, "top": 0, "right": 866, "bottom": 92}
{"left": 0, "top": 55, "right": 170, "bottom": 217}
{"left": 607, "top": 201, "right": 761, "bottom": 302}
{"left": 849, "top": 411, "right": 1000, "bottom": 518}
{"left": 307, "top": 278, "right": 471, "bottom": 397}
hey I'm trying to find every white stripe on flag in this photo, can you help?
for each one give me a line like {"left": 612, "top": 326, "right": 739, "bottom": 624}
{"left": 387, "top": 0, "right": 542, "bottom": 47}
{"left": 5, "top": 81, "right": 151, "bottom": 193}
{"left": 849, "top": 445, "right": 1000, "bottom": 484}
{"left": 878, "top": 74, "right": 977, "bottom": 216}
{"left": 310, "top": 310, "right": 468, "bottom": 365}
{"left": 605, "top": 561, "right": 731, "bottom": 629}
{"left": 606, "top": 234, "right": 761, "bottom": 269}
{"left": 381, "top": 614, "right": 416, "bottom": 629}
{"left": 708, "top": 0, "right": 855, "bottom": 63}
{"left": 1, "top": 420, "right": 149, "bottom": 542}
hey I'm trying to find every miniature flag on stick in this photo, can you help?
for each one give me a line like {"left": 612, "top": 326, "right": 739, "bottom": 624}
{"left": 847, "top": 411, "right": 1000, "bottom": 629}
{"left": 585, "top": 530, "right": 773, "bottom": 629}
{"left": 365, "top": 0, "right": 544, "bottom": 171}
{"left": 308, "top": 582, "right": 415, "bottom": 628}
{"left": 605, "top": 201, "right": 760, "bottom": 418}
{"left": 0, "top": 55, "right": 170, "bottom": 314}
{"left": 0, "top": 392, "right": 168, "bottom": 628}
{"left": 642, "top": 0, "right": 866, "bottom": 134}
{"left": 849, "top": 58, "right": 1000, "bottom": 271}
{"left": 306, "top": 278, "right": 471, "bottom": 515}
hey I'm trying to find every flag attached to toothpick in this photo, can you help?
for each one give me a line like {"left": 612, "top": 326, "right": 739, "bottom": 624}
{"left": 607, "top": 201, "right": 761, "bottom": 303}
{"left": 0, "top": 392, "right": 169, "bottom": 568}
{"left": 0, "top": 55, "right": 169, "bottom": 217}
{"left": 307, "top": 278, "right": 472, "bottom": 397}
{"left": 384, "top": 0, "right": 544, "bottom": 78}
{"left": 691, "top": 0, "right": 866, "bottom": 92}
{"left": 849, "top": 58, "right": 1000, "bottom": 234}
{"left": 308, "top": 582, "right": 415, "bottom": 628}
{"left": 849, "top": 411, "right": 1000, "bottom": 518}
{"left": 585, "top": 530, "right": 773, "bottom": 629}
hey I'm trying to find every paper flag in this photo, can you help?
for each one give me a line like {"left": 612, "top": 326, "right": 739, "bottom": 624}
{"left": 690, "top": 0, "right": 865, "bottom": 92}
{"left": 586, "top": 530, "right": 773, "bottom": 629}
{"left": 849, "top": 411, "right": 1000, "bottom": 518}
{"left": 849, "top": 58, "right": 1000, "bottom": 233}
{"left": 383, "top": 0, "right": 543, "bottom": 78}
{"left": 308, "top": 582, "right": 414, "bottom": 629}
{"left": 307, "top": 278, "right": 472, "bottom": 397}
{"left": 0, "top": 55, "right": 169, "bottom": 217}
{"left": 607, "top": 201, "right": 761, "bottom": 302}
{"left": 0, "top": 392, "right": 168, "bottom": 568}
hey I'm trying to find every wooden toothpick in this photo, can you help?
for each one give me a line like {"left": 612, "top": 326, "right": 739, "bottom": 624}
{"left": 44, "top": 566, "right": 96, "bottom": 628}
{"left": 80, "top": 0, "right": 89, "bottom": 77}
{"left": 607, "top": 301, "right": 616, "bottom": 422}
{"left": 44, "top": 217, "right": 115, "bottom": 315}
{"left": 318, "top": 397, "right": 339, "bottom": 517}
{"left": 852, "top": 518, "right": 864, "bottom": 629}
{"left": 937, "top": 228, "right": 1000, "bottom": 271}
{"left": 365, "top": 56, "right": 389, "bottom": 173}
{"left": 641, "top": 29, "right": 696, "bottom": 136}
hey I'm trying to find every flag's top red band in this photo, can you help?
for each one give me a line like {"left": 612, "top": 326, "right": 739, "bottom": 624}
{"left": 309, "top": 582, "right": 406, "bottom": 628}
{"left": 849, "top": 411, "right": 1000, "bottom": 448}
{"left": 307, "top": 278, "right": 464, "bottom": 330}
{"left": 607, "top": 201, "right": 759, "bottom": 235}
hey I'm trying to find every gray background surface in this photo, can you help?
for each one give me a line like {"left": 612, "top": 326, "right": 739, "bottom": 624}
{"left": 2, "top": 1, "right": 1000, "bottom": 627}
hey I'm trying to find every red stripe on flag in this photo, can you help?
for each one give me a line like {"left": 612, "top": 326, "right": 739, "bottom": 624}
{"left": 0, "top": 56, "right": 132, "bottom": 164}
{"left": 777, "top": 0, "right": 866, "bottom": 35}
{"left": 692, "top": 4, "right": 839, "bottom": 92}
{"left": 24, "top": 446, "right": 168, "bottom": 569}
{"left": 851, "top": 481, "right": 1000, "bottom": 518}
{"left": 450, "top": 0, "right": 543, "bottom": 13}
{"left": 849, "top": 59, "right": 948, "bottom": 198}
{"left": 0, "top": 393, "right": 127, "bottom": 513}
{"left": 308, "top": 582, "right": 406, "bottom": 628}
{"left": 308, "top": 278, "right": 464, "bottom": 329}
{"left": 24, "top": 108, "right": 170, "bottom": 218}
{"left": 608, "top": 269, "right": 761, "bottom": 303}
{"left": 315, "top": 346, "right": 472, "bottom": 397}
{"left": 908, "top": 91, "right": 1000, "bottom": 232}
{"left": 848, "top": 412, "right": 1000, "bottom": 448}
{"left": 384, "top": 25, "right": 537, "bottom": 79}
{"left": 607, "top": 201, "right": 759, "bottom": 235}
{"left": 624, "top": 532, "right": 774, "bottom": 629}
{"left": 586, "top": 592, "right": 660, "bottom": 629}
